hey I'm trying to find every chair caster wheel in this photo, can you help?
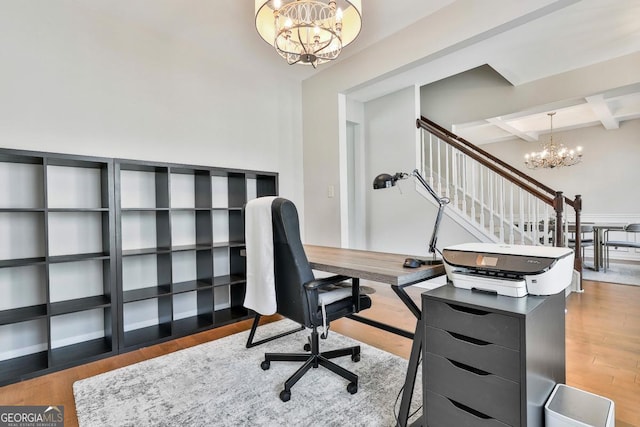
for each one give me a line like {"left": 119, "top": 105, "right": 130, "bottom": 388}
{"left": 261, "top": 360, "right": 270, "bottom": 370}
{"left": 304, "top": 343, "right": 311, "bottom": 351}
{"left": 347, "top": 382, "right": 358, "bottom": 394}
{"left": 280, "top": 390, "right": 291, "bottom": 402}
{"left": 351, "top": 353, "right": 360, "bottom": 362}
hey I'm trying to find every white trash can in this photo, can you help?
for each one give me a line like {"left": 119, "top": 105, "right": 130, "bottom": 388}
{"left": 545, "top": 384, "right": 615, "bottom": 427}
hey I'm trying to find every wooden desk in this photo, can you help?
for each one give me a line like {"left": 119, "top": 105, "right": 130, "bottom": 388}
{"left": 305, "top": 245, "right": 445, "bottom": 427}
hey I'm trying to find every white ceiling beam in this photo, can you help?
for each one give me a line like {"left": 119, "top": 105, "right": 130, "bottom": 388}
{"left": 585, "top": 94, "right": 619, "bottom": 130}
{"left": 486, "top": 117, "right": 537, "bottom": 142}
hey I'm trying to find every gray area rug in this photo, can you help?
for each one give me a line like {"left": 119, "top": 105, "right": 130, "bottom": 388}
{"left": 73, "top": 320, "right": 421, "bottom": 426}
{"left": 582, "top": 262, "right": 640, "bottom": 286}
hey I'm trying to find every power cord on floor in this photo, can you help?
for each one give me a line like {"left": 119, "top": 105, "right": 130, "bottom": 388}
{"left": 392, "top": 356, "right": 423, "bottom": 427}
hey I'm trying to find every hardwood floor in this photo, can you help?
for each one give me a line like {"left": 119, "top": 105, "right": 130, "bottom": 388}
{"left": 0, "top": 280, "right": 638, "bottom": 426}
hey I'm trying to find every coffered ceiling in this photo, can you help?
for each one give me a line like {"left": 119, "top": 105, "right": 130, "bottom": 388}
{"left": 453, "top": 85, "right": 640, "bottom": 145}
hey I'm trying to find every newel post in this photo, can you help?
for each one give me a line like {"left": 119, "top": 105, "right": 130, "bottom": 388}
{"left": 553, "top": 191, "right": 564, "bottom": 247}
{"left": 574, "top": 195, "right": 583, "bottom": 292}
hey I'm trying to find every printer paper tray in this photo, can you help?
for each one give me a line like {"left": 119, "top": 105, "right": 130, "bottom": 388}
{"left": 449, "top": 271, "right": 528, "bottom": 297}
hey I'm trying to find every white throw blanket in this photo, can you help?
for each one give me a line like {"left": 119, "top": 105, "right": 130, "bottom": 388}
{"left": 243, "top": 196, "right": 278, "bottom": 315}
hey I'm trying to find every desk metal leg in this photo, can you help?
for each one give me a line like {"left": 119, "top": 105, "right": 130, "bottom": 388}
{"left": 397, "top": 319, "right": 423, "bottom": 427}
{"left": 392, "top": 285, "right": 421, "bottom": 319}
{"left": 391, "top": 285, "right": 423, "bottom": 427}
{"left": 344, "top": 283, "right": 424, "bottom": 427}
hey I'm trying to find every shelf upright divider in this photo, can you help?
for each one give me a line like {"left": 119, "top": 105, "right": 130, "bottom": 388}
{"left": 42, "top": 156, "right": 53, "bottom": 370}
{"left": 156, "top": 166, "right": 172, "bottom": 337}
{"left": 194, "top": 169, "right": 214, "bottom": 328}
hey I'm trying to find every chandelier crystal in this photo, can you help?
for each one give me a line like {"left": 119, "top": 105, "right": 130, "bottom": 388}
{"left": 524, "top": 112, "right": 583, "bottom": 169}
{"left": 255, "top": 0, "right": 362, "bottom": 68}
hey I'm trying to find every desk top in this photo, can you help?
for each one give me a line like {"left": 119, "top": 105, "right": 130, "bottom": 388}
{"left": 304, "top": 245, "right": 445, "bottom": 287}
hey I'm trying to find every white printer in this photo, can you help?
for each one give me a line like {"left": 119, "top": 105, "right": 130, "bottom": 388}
{"left": 442, "top": 243, "right": 575, "bottom": 297}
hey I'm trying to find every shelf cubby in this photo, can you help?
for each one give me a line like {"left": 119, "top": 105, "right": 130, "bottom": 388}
{"left": 0, "top": 318, "right": 48, "bottom": 368}
{"left": 122, "top": 297, "right": 172, "bottom": 348}
{"left": 50, "top": 337, "right": 113, "bottom": 368}
{"left": 123, "top": 323, "right": 172, "bottom": 350}
{"left": 0, "top": 351, "right": 48, "bottom": 385}
{"left": 121, "top": 252, "right": 171, "bottom": 303}
{"left": 0, "top": 212, "right": 46, "bottom": 261}
{"left": 0, "top": 155, "right": 44, "bottom": 210}
{"left": 50, "top": 307, "right": 110, "bottom": 353}
{"left": 0, "top": 264, "right": 47, "bottom": 322}
{"left": 211, "top": 174, "right": 229, "bottom": 209}
{"left": 227, "top": 173, "right": 247, "bottom": 209}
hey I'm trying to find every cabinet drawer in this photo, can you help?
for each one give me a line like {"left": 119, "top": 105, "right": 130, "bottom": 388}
{"left": 425, "top": 352, "right": 520, "bottom": 427}
{"left": 425, "top": 326, "right": 520, "bottom": 383}
{"left": 424, "top": 299, "right": 520, "bottom": 350}
{"left": 425, "top": 390, "right": 511, "bottom": 427}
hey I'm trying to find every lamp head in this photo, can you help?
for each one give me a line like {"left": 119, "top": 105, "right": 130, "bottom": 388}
{"left": 372, "top": 172, "right": 408, "bottom": 189}
{"left": 372, "top": 173, "right": 395, "bottom": 189}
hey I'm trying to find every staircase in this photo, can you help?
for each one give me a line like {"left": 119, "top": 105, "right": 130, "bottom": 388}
{"left": 416, "top": 117, "right": 585, "bottom": 289}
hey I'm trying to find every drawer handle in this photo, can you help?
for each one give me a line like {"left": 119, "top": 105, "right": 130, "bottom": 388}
{"left": 449, "top": 398, "right": 492, "bottom": 420}
{"left": 448, "top": 358, "right": 490, "bottom": 376}
{"left": 448, "top": 331, "right": 490, "bottom": 346}
{"left": 447, "top": 303, "right": 490, "bottom": 316}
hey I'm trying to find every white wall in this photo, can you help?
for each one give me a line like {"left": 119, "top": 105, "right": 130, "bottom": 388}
{"left": 0, "top": 2, "right": 304, "bottom": 206}
{"left": 364, "top": 87, "right": 476, "bottom": 256}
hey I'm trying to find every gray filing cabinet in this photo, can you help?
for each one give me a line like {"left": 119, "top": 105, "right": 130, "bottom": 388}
{"left": 422, "top": 285, "right": 565, "bottom": 427}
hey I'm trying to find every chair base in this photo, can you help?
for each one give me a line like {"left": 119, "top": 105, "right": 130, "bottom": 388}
{"left": 261, "top": 329, "right": 360, "bottom": 401}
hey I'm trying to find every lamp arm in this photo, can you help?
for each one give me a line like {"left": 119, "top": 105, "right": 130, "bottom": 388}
{"left": 411, "top": 169, "right": 446, "bottom": 205}
{"left": 428, "top": 203, "right": 446, "bottom": 256}
{"left": 411, "top": 169, "right": 450, "bottom": 257}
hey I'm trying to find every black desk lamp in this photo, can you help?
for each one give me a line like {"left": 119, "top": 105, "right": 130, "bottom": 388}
{"left": 372, "top": 169, "right": 450, "bottom": 266}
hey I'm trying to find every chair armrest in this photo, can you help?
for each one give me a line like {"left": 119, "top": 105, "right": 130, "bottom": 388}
{"left": 303, "top": 275, "right": 362, "bottom": 323}
{"left": 303, "top": 275, "right": 352, "bottom": 290}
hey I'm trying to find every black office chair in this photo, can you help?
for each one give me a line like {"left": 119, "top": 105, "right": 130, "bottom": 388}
{"left": 603, "top": 223, "right": 640, "bottom": 271}
{"left": 259, "top": 198, "right": 372, "bottom": 402}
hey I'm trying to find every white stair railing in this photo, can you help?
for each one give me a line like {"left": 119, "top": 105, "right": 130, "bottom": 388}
{"left": 418, "top": 122, "right": 580, "bottom": 251}
{"left": 420, "top": 132, "right": 557, "bottom": 246}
